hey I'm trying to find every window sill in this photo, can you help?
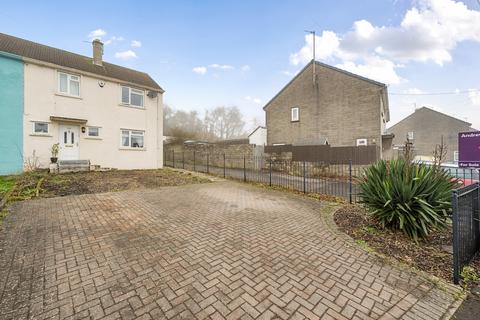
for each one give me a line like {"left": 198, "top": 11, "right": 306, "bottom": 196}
{"left": 85, "top": 137, "right": 102, "bottom": 140}
{"left": 30, "top": 133, "right": 52, "bottom": 137}
{"left": 119, "top": 147, "right": 146, "bottom": 151}
{"left": 291, "top": 120, "right": 300, "bottom": 123}
{"left": 55, "top": 92, "right": 82, "bottom": 100}
{"left": 119, "top": 103, "right": 145, "bottom": 110}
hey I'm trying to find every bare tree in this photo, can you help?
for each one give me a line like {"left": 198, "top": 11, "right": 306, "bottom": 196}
{"left": 164, "top": 105, "right": 246, "bottom": 141}
{"left": 203, "top": 106, "right": 245, "bottom": 140}
{"left": 432, "top": 135, "right": 448, "bottom": 166}
{"left": 403, "top": 136, "right": 414, "bottom": 163}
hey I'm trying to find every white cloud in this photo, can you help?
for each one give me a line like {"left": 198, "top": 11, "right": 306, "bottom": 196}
{"left": 131, "top": 40, "right": 142, "bottom": 48}
{"left": 290, "top": 31, "right": 340, "bottom": 66}
{"left": 88, "top": 29, "right": 107, "bottom": 41}
{"left": 336, "top": 57, "right": 404, "bottom": 85}
{"left": 192, "top": 66, "right": 207, "bottom": 75}
{"left": 468, "top": 89, "right": 480, "bottom": 106}
{"left": 114, "top": 50, "right": 137, "bottom": 60}
{"left": 289, "top": 0, "right": 480, "bottom": 85}
{"left": 281, "top": 70, "right": 294, "bottom": 76}
{"left": 104, "top": 36, "right": 124, "bottom": 45}
{"left": 209, "top": 64, "right": 234, "bottom": 70}
{"left": 245, "top": 96, "right": 262, "bottom": 104}
{"left": 241, "top": 65, "right": 251, "bottom": 72}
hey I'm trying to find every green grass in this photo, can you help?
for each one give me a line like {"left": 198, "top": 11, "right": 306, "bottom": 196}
{"left": 0, "top": 176, "right": 17, "bottom": 198}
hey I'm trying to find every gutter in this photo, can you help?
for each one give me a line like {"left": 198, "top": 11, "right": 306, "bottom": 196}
{"left": 22, "top": 56, "right": 165, "bottom": 93}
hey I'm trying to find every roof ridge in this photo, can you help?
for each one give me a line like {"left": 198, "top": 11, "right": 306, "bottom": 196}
{"left": 0, "top": 32, "right": 162, "bottom": 91}
{"left": 0, "top": 32, "right": 151, "bottom": 76}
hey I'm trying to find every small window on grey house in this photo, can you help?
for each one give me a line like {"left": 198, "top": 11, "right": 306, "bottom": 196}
{"left": 407, "top": 131, "right": 414, "bottom": 140}
{"left": 291, "top": 107, "right": 299, "bottom": 122}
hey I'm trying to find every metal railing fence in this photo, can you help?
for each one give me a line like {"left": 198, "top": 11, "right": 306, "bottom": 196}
{"left": 164, "top": 150, "right": 360, "bottom": 203}
{"left": 452, "top": 183, "right": 480, "bottom": 284}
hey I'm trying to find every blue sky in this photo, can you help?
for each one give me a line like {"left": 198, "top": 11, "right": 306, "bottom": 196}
{"left": 1, "top": 0, "right": 479, "bottom": 131}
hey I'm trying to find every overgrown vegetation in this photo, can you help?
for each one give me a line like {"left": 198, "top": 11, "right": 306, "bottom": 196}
{"left": 334, "top": 204, "right": 480, "bottom": 283}
{"left": 0, "top": 168, "right": 210, "bottom": 225}
{"left": 0, "top": 176, "right": 16, "bottom": 200}
{"left": 358, "top": 159, "right": 457, "bottom": 241}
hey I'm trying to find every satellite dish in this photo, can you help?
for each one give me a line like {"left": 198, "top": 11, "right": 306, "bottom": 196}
{"left": 147, "top": 91, "right": 157, "bottom": 98}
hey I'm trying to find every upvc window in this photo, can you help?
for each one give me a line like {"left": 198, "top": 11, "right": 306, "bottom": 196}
{"left": 58, "top": 72, "right": 80, "bottom": 96}
{"left": 121, "top": 86, "right": 144, "bottom": 107}
{"left": 32, "top": 122, "right": 49, "bottom": 134}
{"left": 356, "top": 138, "right": 368, "bottom": 146}
{"left": 291, "top": 107, "right": 299, "bottom": 122}
{"left": 454, "top": 151, "right": 459, "bottom": 162}
{"left": 121, "top": 129, "right": 144, "bottom": 148}
{"left": 407, "top": 131, "right": 414, "bottom": 140}
{"left": 87, "top": 127, "right": 100, "bottom": 137}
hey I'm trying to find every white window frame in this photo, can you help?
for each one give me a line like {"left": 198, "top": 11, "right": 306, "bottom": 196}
{"left": 291, "top": 107, "right": 299, "bottom": 122}
{"left": 120, "top": 129, "right": 145, "bottom": 149}
{"left": 58, "top": 71, "right": 81, "bottom": 97}
{"left": 454, "top": 151, "right": 459, "bottom": 162}
{"left": 356, "top": 138, "right": 368, "bottom": 146}
{"left": 407, "top": 131, "right": 414, "bottom": 140}
{"left": 31, "top": 121, "right": 50, "bottom": 135}
{"left": 121, "top": 86, "right": 144, "bottom": 108}
{"left": 86, "top": 126, "right": 101, "bottom": 138}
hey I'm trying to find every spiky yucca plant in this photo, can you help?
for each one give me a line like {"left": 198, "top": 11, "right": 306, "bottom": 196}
{"left": 358, "top": 159, "right": 457, "bottom": 241}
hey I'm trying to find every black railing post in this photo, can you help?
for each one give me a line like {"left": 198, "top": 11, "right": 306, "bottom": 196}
{"left": 349, "top": 159, "right": 353, "bottom": 204}
{"left": 452, "top": 189, "right": 460, "bottom": 284}
{"left": 243, "top": 155, "right": 246, "bottom": 182}
{"left": 193, "top": 151, "right": 196, "bottom": 171}
{"left": 172, "top": 151, "right": 175, "bottom": 168}
{"left": 223, "top": 154, "right": 226, "bottom": 178}
{"left": 303, "top": 161, "right": 306, "bottom": 194}
{"left": 182, "top": 151, "right": 185, "bottom": 169}
{"left": 207, "top": 153, "right": 210, "bottom": 174}
{"left": 269, "top": 159, "right": 272, "bottom": 186}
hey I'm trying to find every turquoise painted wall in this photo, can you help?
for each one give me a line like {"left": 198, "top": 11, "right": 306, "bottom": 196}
{"left": 0, "top": 52, "right": 23, "bottom": 175}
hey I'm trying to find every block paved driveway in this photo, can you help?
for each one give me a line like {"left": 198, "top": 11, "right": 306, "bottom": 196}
{"left": 0, "top": 181, "right": 461, "bottom": 320}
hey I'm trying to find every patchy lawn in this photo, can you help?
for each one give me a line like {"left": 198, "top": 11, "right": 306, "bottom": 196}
{"left": 334, "top": 204, "right": 480, "bottom": 284}
{"left": 0, "top": 176, "right": 16, "bottom": 202}
{"left": 0, "top": 168, "right": 210, "bottom": 225}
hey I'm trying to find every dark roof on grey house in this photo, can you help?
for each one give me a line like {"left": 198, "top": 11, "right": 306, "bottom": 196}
{"left": 387, "top": 107, "right": 472, "bottom": 131}
{"left": 263, "top": 60, "right": 389, "bottom": 112}
{"left": 0, "top": 32, "right": 163, "bottom": 92}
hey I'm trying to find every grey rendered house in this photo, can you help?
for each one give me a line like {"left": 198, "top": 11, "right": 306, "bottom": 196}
{"left": 388, "top": 107, "right": 476, "bottom": 164}
{"left": 264, "top": 60, "right": 391, "bottom": 158}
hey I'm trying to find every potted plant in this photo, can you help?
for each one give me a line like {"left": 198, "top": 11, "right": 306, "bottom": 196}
{"left": 50, "top": 143, "right": 59, "bottom": 163}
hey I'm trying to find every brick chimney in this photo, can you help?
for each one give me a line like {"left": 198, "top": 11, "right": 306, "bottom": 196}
{"left": 92, "top": 39, "right": 104, "bottom": 66}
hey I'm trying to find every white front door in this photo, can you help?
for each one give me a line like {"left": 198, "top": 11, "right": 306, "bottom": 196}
{"left": 59, "top": 125, "right": 79, "bottom": 160}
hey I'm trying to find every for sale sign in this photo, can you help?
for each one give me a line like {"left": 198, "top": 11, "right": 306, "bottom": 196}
{"left": 459, "top": 131, "right": 480, "bottom": 168}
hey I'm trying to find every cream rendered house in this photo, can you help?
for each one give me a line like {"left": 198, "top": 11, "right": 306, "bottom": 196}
{"left": 0, "top": 33, "right": 164, "bottom": 174}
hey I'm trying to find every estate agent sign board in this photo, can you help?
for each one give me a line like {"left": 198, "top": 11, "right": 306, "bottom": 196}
{"left": 458, "top": 131, "right": 480, "bottom": 168}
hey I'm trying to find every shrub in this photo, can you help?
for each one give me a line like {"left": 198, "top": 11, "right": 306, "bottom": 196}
{"left": 358, "top": 159, "right": 457, "bottom": 241}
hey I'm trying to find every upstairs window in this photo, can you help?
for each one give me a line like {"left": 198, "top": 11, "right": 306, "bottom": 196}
{"left": 291, "top": 107, "right": 299, "bottom": 122}
{"left": 58, "top": 72, "right": 80, "bottom": 97}
{"left": 407, "top": 131, "right": 414, "bottom": 140}
{"left": 121, "top": 86, "right": 144, "bottom": 107}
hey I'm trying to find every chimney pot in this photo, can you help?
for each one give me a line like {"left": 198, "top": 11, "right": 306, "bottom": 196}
{"left": 92, "top": 39, "right": 103, "bottom": 66}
